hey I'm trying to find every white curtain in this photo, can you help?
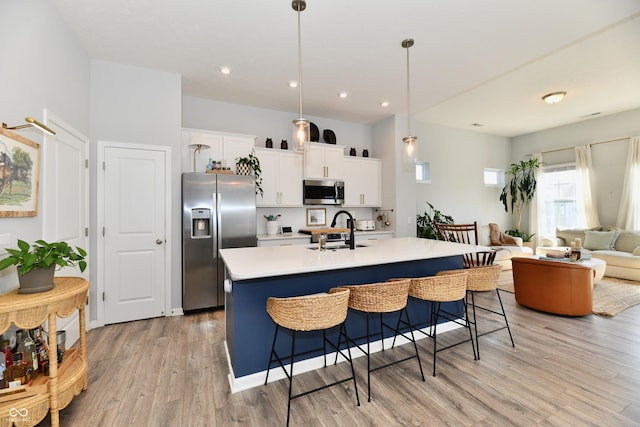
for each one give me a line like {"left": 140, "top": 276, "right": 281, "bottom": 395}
{"left": 616, "top": 137, "right": 640, "bottom": 230}
{"left": 529, "top": 153, "right": 544, "bottom": 249}
{"left": 575, "top": 145, "right": 600, "bottom": 228}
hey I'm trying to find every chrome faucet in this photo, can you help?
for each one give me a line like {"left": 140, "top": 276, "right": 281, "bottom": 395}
{"left": 331, "top": 210, "right": 355, "bottom": 250}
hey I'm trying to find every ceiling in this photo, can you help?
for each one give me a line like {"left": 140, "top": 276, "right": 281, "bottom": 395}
{"left": 50, "top": 0, "right": 640, "bottom": 137}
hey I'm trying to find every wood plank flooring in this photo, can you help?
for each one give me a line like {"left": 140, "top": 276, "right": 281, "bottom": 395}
{"left": 38, "top": 286, "right": 640, "bottom": 426}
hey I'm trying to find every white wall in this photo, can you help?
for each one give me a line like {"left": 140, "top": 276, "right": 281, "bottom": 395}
{"left": 413, "top": 121, "right": 512, "bottom": 230}
{"left": 183, "top": 96, "right": 372, "bottom": 152}
{"left": 511, "top": 107, "right": 640, "bottom": 228}
{"left": 0, "top": 0, "right": 90, "bottom": 293}
{"left": 90, "top": 60, "right": 182, "bottom": 315}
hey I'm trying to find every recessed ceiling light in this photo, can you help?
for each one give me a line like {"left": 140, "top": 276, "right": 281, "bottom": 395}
{"left": 220, "top": 66, "right": 232, "bottom": 75}
{"left": 542, "top": 91, "right": 567, "bottom": 104}
{"left": 289, "top": 80, "right": 298, "bottom": 88}
{"left": 380, "top": 101, "right": 390, "bottom": 107}
{"left": 338, "top": 92, "right": 348, "bottom": 99}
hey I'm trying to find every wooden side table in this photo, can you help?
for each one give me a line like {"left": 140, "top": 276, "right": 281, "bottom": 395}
{"left": 0, "top": 277, "right": 89, "bottom": 427}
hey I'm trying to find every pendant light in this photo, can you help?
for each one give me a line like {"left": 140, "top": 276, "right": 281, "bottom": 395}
{"left": 292, "top": 0, "right": 310, "bottom": 151}
{"left": 402, "top": 38, "right": 417, "bottom": 163}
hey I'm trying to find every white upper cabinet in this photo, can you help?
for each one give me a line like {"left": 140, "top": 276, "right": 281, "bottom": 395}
{"left": 255, "top": 148, "right": 303, "bottom": 207}
{"left": 342, "top": 157, "right": 381, "bottom": 207}
{"left": 304, "top": 142, "right": 344, "bottom": 179}
{"left": 182, "top": 129, "right": 255, "bottom": 173}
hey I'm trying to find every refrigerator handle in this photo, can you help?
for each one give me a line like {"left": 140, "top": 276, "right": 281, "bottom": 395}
{"left": 213, "top": 192, "right": 221, "bottom": 258}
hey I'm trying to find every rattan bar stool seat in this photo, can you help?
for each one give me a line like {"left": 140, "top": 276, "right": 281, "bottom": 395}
{"left": 332, "top": 279, "right": 425, "bottom": 401}
{"left": 405, "top": 271, "right": 476, "bottom": 376}
{"left": 265, "top": 288, "right": 360, "bottom": 426}
{"left": 437, "top": 264, "right": 515, "bottom": 359}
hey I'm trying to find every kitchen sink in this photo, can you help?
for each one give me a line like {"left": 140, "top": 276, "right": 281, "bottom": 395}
{"left": 308, "top": 243, "right": 368, "bottom": 251}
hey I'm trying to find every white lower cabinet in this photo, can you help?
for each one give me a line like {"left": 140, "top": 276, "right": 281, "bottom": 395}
{"left": 343, "top": 157, "right": 381, "bottom": 207}
{"left": 255, "top": 149, "right": 303, "bottom": 207}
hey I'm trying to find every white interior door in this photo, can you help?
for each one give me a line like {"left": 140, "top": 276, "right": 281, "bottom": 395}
{"left": 100, "top": 142, "right": 169, "bottom": 324}
{"left": 42, "top": 110, "right": 89, "bottom": 346}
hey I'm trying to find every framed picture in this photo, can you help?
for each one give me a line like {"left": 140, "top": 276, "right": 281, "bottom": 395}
{"left": 306, "top": 208, "right": 326, "bottom": 226}
{"left": 0, "top": 127, "right": 40, "bottom": 217}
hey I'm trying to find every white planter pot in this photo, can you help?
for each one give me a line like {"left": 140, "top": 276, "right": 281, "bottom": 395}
{"left": 266, "top": 221, "right": 279, "bottom": 235}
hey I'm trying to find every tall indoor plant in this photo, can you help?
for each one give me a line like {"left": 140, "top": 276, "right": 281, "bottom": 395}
{"left": 499, "top": 158, "right": 541, "bottom": 238}
{"left": 416, "top": 202, "right": 455, "bottom": 240}
{"left": 0, "top": 239, "right": 87, "bottom": 293}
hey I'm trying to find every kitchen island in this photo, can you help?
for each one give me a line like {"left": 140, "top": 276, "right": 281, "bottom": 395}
{"left": 220, "top": 237, "right": 489, "bottom": 392}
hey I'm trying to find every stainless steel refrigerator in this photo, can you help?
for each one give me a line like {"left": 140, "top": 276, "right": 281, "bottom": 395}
{"left": 182, "top": 172, "right": 257, "bottom": 310}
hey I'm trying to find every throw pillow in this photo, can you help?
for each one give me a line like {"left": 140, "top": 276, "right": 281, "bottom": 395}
{"left": 583, "top": 230, "right": 618, "bottom": 251}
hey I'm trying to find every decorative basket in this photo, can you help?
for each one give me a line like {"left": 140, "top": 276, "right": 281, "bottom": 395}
{"left": 236, "top": 163, "right": 251, "bottom": 175}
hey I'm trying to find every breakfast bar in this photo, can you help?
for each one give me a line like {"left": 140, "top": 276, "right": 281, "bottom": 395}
{"left": 220, "top": 237, "right": 488, "bottom": 392}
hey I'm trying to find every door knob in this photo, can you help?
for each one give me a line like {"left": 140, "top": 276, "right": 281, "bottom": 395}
{"left": 156, "top": 239, "right": 163, "bottom": 245}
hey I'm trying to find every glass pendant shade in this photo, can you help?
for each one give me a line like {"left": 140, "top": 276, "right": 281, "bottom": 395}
{"left": 293, "top": 118, "right": 310, "bottom": 151}
{"left": 402, "top": 136, "right": 417, "bottom": 163}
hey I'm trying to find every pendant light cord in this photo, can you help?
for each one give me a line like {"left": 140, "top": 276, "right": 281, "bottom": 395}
{"left": 405, "top": 40, "right": 412, "bottom": 136}
{"left": 297, "top": 6, "right": 304, "bottom": 119}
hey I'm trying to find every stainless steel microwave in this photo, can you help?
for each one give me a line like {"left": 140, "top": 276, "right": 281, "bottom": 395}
{"left": 303, "top": 179, "right": 344, "bottom": 205}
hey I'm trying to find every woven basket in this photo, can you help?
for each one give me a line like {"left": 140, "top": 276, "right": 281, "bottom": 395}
{"left": 266, "top": 288, "right": 350, "bottom": 331}
{"left": 410, "top": 271, "right": 469, "bottom": 302}
{"left": 333, "top": 279, "right": 410, "bottom": 313}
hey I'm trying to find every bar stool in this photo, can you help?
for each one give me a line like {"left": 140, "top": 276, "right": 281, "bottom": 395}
{"left": 332, "top": 279, "right": 424, "bottom": 402}
{"left": 461, "top": 264, "right": 515, "bottom": 358}
{"left": 408, "top": 271, "right": 476, "bottom": 376}
{"left": 265, "top": 288, "right": 360, "bottom": 426}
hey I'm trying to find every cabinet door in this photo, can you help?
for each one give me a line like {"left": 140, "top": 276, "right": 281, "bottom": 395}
{"left": 304, "top": 143, "right": 328, "bottom": 179}
{"left": 342, "top": 158, "right": 363, "bottom": 206}
{"left": 255, "top": 149, "right": 279, "bottom": 206}
{"left": 278, "top": 152, "right": 303, "bottom": 206}
{"left": 360, "top": 158, "right": 381, "bottom": 207}
{"left": 304, "top": 143, "right": 344, "bottom": 179}
{"left": 184, "top": 131, "right": 223, "bottom": 173}
{"left": 224, "top": 136, "right": 255, "bottom": 170}
{"left": 324, "top": 146, "right": 344, "bottom": 179}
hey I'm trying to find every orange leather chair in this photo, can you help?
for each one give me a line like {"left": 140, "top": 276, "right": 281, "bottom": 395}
{"left": 511, "top": 257, "right": 594, "bottom": 316}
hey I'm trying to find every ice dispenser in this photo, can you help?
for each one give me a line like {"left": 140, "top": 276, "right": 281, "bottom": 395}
{"left": 191, "top": 208, "right": 211, "bottom": 238}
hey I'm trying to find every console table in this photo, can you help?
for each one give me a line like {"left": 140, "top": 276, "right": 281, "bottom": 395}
{"left": 0, "top": 277, "right": 89, "bottom": 427}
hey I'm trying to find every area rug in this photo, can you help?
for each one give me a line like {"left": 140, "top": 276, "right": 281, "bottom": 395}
{"left": 498, "top": 271, "right": 640, "bottom": 317}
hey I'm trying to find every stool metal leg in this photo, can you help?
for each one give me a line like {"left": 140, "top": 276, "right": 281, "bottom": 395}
{"left": 286, "top": 331, "right": 296, "bottom": 427}
{"left": 265, "top": 324, "right": 280, "bottom": 385}
{"left": 432, "top": 302, "right": 440, "bottom": 377}
{"left": 496, "top": 289, "right": 515, "bottom": 347}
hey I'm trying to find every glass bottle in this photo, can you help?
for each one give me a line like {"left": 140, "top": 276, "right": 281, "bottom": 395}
{"left": 4, "top": 352, "right": 26, "bottom": 387}
{"left": 23, "top": 330, "right": 37, "bottom": 373}
{"left": 2, "top": 341, "right": 12, "bottom": 368}
{"left": 0, "top": 351, "right": 5, "bottom": 389}
{"left": 31, "top": 328, "right": 44, "bottom": 373}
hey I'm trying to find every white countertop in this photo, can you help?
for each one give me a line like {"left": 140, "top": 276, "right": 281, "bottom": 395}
{"left": 220, "top": 237, "right": 489, "bottom": 280}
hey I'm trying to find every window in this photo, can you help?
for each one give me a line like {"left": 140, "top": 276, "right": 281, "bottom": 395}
{"left": 483, "top": 168, "right": 503, "bottom": 186}
{"left": 539, "top": 163, "right": 578, "bottom": 236}
{"left": 416, "top": 162, "right": 431, "bottom": 183}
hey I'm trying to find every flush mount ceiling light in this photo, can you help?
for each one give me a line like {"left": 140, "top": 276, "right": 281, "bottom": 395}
{"left": 292, "top": 0, "right": 310, "bottom": 151}
{"left": 401, "top": 38, "right": 417, "bottom": 164}
{"left": 542, "top": 91, "right": 567, "bottom": 104}
{"left": 2, "top": 116, "right": 56, "bottom": 135}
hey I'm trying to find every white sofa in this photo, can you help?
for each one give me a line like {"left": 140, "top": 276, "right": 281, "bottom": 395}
{"left": 477, "top": 224, "right": 533, "bottom": 270}
{"left": 537, "top": 227, "right": 640, "bottom": 281}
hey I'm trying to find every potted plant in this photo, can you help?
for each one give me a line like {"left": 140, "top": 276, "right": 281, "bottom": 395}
{"left": 0, "top": 239, "right": 87, "bottom": 294}
{"left": 416, "top": 202, "right": 455, "bottom": 240}
{"left": 264, "top": 214, "right": 281, "bottom": 235}
{"left": 236, "top": 149, "right": 263, "bottom": 197}
{"left": 499, "top": 158, "right": 541, "bottom": 238}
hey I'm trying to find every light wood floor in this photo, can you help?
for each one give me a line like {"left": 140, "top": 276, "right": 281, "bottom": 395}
{"left": 38, "top": 286, "right": 640, "bottom": 426}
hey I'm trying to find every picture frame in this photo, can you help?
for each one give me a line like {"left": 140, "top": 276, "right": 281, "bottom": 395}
{"left": 0, "top": 127, "right": 41, "bottom": 217}
{"left": 306, "top": 208, "right": 326, "bottom": 226}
